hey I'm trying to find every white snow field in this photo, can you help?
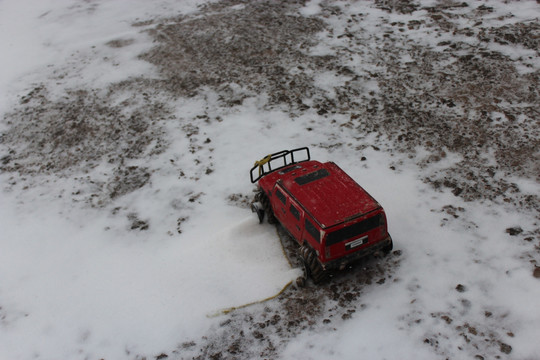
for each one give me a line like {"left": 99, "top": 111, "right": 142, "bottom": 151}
{"left": 1, "top": 0, "right": 539, "bottom": 359}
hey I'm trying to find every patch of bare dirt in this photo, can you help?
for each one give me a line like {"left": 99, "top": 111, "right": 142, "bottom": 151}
{"left": 138, "top": 0, "right": 328, "bottom": 108}
{"left": 0, "top": 85, "right": 169, "bottom": 207}
{"left": 1, "top": 86, "right": 167, "bottom": 175}
{"left": 312, "top": 2, "right": 540, "bottom": 213}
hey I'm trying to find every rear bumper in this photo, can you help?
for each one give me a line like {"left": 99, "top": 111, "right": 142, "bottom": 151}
{"left": 322, "top": 235, "right": 392, "bottom": 270}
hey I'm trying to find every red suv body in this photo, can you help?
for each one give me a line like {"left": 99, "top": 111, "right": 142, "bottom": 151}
{"left": 251, "top": 148, "right": 392, "bottom": 280}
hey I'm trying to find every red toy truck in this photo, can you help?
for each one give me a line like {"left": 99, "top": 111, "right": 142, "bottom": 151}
{"left": 250, "top": 147, "right": 393, "bottom": 283}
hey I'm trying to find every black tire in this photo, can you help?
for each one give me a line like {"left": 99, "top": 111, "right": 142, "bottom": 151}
{"left": 299, "top": 245, "right": 328, "bottom": 284}
{"left": 258, "top": 191, "right": 277, "bottom": 224}
{"left": 295, "top": 262, "right": 308, "bottom": 288}
{"left": 382, "top": 236, "right": 393, "bottom": 256}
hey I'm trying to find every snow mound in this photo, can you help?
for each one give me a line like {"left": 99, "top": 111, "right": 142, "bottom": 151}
{"left": 204, "top": 216, "right": 302, "bottom": 315}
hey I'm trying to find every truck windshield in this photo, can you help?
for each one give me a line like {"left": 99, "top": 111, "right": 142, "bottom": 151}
{"left": 294, "top": 168, "right": 329, "bottom": 185}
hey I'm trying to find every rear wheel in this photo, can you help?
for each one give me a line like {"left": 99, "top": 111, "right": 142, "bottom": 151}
{"left": 295, "top": 262, "right": 308, "bottom": 288}
{"left": 382, "top": 237, "right": 393, "bottom": 256}
{"left": 299, "top": 245, "right": 328, "bottom": 284}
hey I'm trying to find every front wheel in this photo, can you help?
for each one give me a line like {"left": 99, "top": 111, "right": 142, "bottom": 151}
{"left": 256, "top": 190, "right": 277, "bottom": 224}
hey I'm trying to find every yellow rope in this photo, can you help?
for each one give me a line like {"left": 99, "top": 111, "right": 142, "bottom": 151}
{"left": 207, "top": 280, "right": 293, "bottom": 317}
{"left": 253, "top": 154, "right": 272, "bottom": 176}
{"left": 206, "top": 227, "right": 294, "bottom": 318}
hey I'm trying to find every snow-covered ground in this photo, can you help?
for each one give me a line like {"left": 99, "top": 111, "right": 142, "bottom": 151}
{"left": 1, "top": 1, "right": 539, "bottom": 359}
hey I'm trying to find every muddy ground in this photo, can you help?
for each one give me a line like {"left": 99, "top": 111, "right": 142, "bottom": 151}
{"left": 1, "top": 0, "right": 539, "bottom": 359}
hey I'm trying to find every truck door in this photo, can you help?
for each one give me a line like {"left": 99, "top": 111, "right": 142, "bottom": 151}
{"left": 272, "top": 186, "right": 304, "bottom": 243}
{"left": 272, "top": 186, "right": 288, "bottom": 223}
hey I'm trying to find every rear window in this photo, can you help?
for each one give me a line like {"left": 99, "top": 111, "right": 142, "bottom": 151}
{"left": 326, "top": 214, "right": 382, "bottom": 246}
{"left": 294, "top": 168, "right": 329, "bottom": 185}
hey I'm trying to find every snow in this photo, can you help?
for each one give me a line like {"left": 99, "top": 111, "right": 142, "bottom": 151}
{"left": 0, "top": 172, "right": 299, "bottom": 358}
{"left": 1, "top": 0, "right": 539, "bottom": 359}
{"left": 299, "top": 0, "right": 323, "bottom": 17}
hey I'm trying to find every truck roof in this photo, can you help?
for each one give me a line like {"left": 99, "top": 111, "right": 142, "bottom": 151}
{"left": 259, "top": 160, "right": 381, "bottom": 228}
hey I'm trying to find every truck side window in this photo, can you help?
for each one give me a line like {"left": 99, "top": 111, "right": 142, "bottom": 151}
{"left": 289, "top": 204, "right": 300, "bottom": 220}
{"left": 275, "top": 189, "right": 286, "bottom": 204}
{"left": 305, "top": 219, "right": 320, "bottom": 243}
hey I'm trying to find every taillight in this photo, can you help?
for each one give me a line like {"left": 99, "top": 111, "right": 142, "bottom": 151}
{"left": 321, "top": 230, "right": 329, "bottom": 259}
{"left": 380, "top": 213, "right": 387, "bottom": 237}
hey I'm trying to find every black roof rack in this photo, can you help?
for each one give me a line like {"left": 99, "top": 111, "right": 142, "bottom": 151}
{"left": 250, "top": 147, "right": 310, "bottom": 183}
